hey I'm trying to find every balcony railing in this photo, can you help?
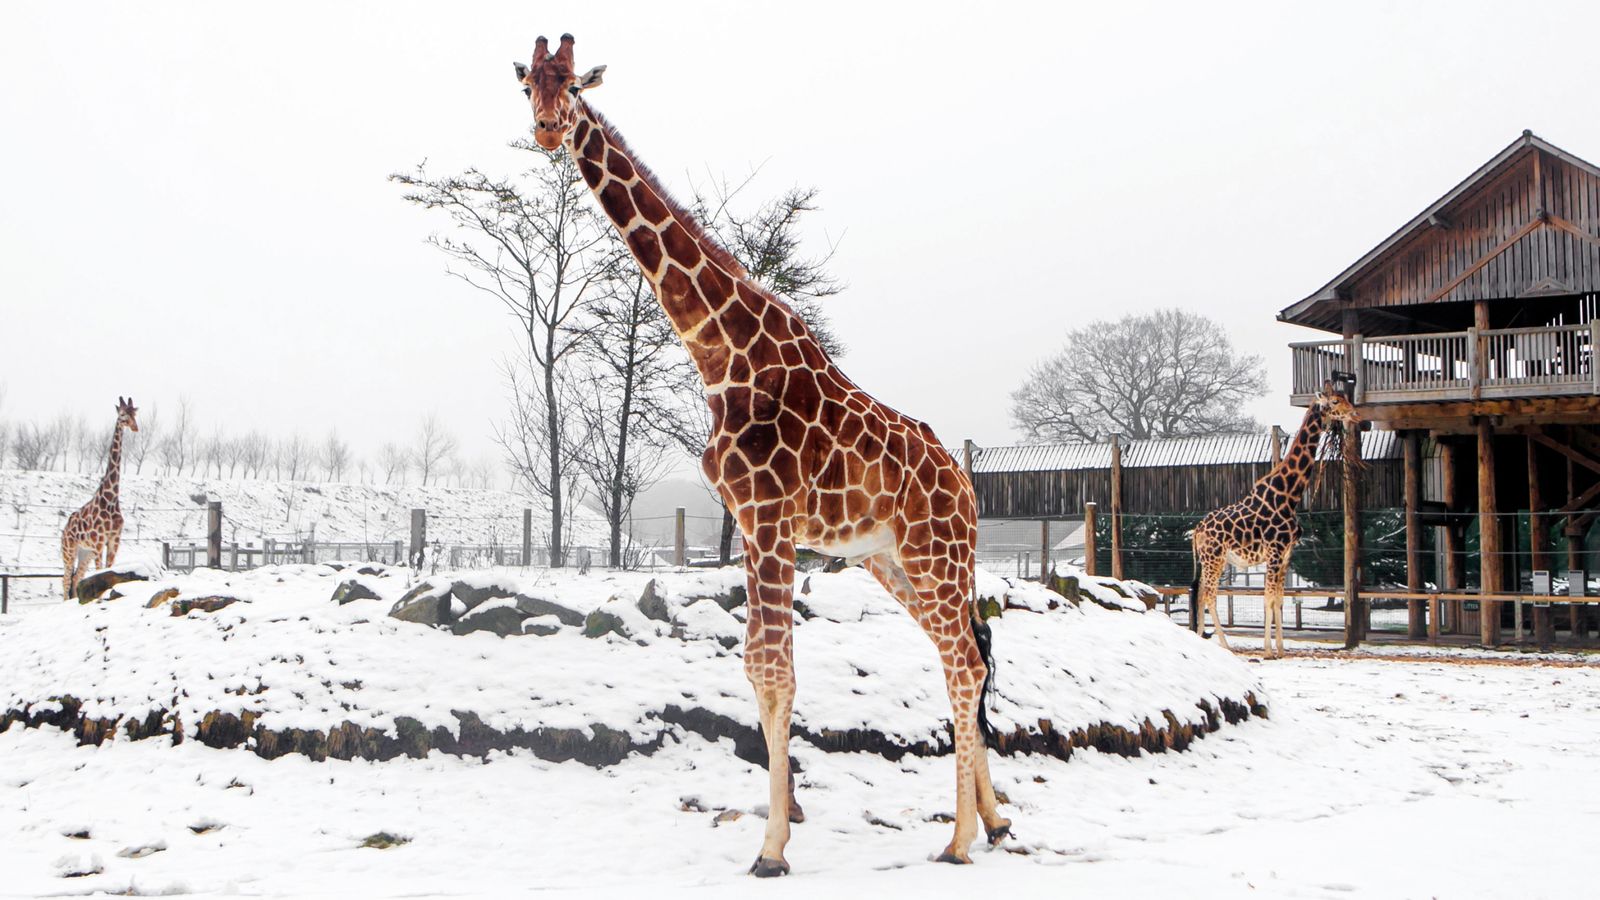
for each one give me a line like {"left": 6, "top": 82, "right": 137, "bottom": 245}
{"left": 1290, "top": 322, "right": 1600, "bottom": 405}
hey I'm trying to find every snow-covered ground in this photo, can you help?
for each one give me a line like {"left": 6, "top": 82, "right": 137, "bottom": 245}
{"left": 2, "top": 564, "right": 1596, "bottom": 898}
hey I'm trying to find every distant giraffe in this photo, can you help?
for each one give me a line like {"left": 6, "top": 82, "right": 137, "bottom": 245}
{"left": 514, "top": 34, "right": 1007, "bottom": 874}
{"left": 1189, "top": 385, "right": 1358, "bottom": 657}
{"left": 61, "top": 397, "right": 139, "bottom": 599}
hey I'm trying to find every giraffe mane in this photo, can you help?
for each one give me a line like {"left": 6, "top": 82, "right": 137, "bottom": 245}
{"left": 578, "top": 100, "right": 753, "bottom": 283}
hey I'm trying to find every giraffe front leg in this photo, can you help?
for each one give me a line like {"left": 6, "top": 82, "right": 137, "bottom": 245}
{"left": 1200, "top": 558, "right": 1229, "bottom": 648}
{"left": 1268, "top": 552, "right": 1290, "bottom": 658}
{"left": 106, "top": 531, "right": 122, "bottom": 567}
{"left": 741, "top": 535, "right": 798, "bottom": 878}
{"left": 61, "top": 541, "right": 76, "bottom": 601}
{"left": 933, "top": 632, "right": 986, "bottom": 864}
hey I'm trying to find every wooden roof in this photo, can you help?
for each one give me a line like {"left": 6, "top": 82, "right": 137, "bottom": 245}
{"left": 1280, "top": 132, "right": 1600, "bottom": 334}
{"left": 972, "top": 431, "right": 1400, "bottom": 474}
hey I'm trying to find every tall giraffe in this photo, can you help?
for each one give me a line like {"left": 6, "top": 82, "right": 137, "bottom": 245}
{"left": 514, "top": 35, "right": 1008, "bottom": 874}
{"left": 1189, "top": 383, "right": 1358, "bottom": 657}
{"left": 61, "top": 397, "right": 139, "bottom": 599}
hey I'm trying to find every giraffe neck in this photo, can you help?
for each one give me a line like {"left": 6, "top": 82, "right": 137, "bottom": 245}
{"left": 99, "top": 426, "right": 125, "bottom": 509}
{"left": 1270, "top": 407, "right": 1325, "bottom": 506}
{"left": 566, "top": 101, "right": 829, "bottom": 390}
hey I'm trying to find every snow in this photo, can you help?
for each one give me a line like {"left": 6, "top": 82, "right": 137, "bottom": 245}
{"left": 1, "top": 649, "right": 1594, "bottom": 897}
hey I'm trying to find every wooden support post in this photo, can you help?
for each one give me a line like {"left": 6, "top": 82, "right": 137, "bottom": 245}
{"left": 206, "top": 501, "right": 222, "bottom": 569}
{"left": 1428, "top": 595, "right": 1440, "bottom": 643}
{"left": 1110, "top": 433, "right": 1124, "bottom": 581}
{"left": 1529, "top": 435, "right": 1554, "bottom": 650}
{"left": 409, "top": 508, "right": 426, "bottom": 569}
{"left": 1, "top": 575, "right": 7, "bottom": 615}
{"left": 522, "top": 508, "right": 533, "bottom": 568}
{"left": 229, "top": 542, "right": 238, "bottom": 572}
{"left": 1342, "top": 421, "right": 1363, "bottom": 649}
{"left": 162, "top": 542, "right": 171, "bottom": 570}
{"left": 1478, "top": 418, "right": 1502, "bottom": 647}
{"left": 674, "top": 507, "right": 687, "bottom": 568}
{"left": 1295, "top": 597, "right": 1302, "bottom": 630}
{"left": 1083, "top": 502, "right": 1098, "bottom": 576}
{"left": 1040, "top": 519, "right": 1050, "bottom": 581}
{"left": 962, "top": 439, "right": 976, "bottom": 485}
{"left": 1441, "top": 439, "right": 1463, "bottom": 632}
{"left": 1270, "top": 425, "right": 1284, "bottom": 467}
{"left": 1404, "top": 431, "right": 1425, "bottom": 639}
{"left": 1566, "top": 436, "right": 1584, "bottom": 642}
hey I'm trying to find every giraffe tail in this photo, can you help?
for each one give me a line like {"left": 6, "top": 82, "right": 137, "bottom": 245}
{"left": 971, "top": 609, "right": 999, "bottom": 748}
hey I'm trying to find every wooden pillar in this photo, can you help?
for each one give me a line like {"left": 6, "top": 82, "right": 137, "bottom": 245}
{"left": 1083, "top": 502, "right": 1098, "bottom": 577}
{"left": 1404, "top": 431, "right": 1425, "bottom": 639}
{"left": 409, "top": 508, "right": 426, "bottom": 568}
{"left": 1528, "top": 435, "right": 1554, "bottom": 649}
{"left": 1270, "top": 425, "right": 1284, "bottom": 467}
{"left": 1564, "top": 434, "right": 1585, "bottom": 641}
{"left": 1342, "top": 421, "right": 1363, "bottom": 649}
{"left": 206, "top": 501, "right": 222, "bottom": 569}
{"left": 1040, "top": 519, "right": 1051, "bottom": 581}
{"left": 1110, "top": 433, "right": 1124, "bottom": 581}
{"left": 1478, "top": 418, "right": 1502, "bottom": 647}
{"left": 522, "top": 508, "right": 533, "bottom": 568}
{"left": 673, "top": 507, "right": 687, "bottom": 568}
{"left": 1441, "top": 439, "right": 1464, "bottom": 634}
{"left": 1, "top": 575, "right": 8, "bottom": 615}
{"left": 962, "top": 439, "right": 976, "bottom": 484}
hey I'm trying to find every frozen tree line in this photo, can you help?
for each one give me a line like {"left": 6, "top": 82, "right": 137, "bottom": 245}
{"left": 393, "top": 140, "right": 842, "bottom": 569}
{"left": 0, "top": 388, "right": 488, "bottom": 489}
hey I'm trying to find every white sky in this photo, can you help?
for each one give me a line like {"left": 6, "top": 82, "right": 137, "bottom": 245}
{"left": 5, "top": 0, "right": 1600, "bottom": 471}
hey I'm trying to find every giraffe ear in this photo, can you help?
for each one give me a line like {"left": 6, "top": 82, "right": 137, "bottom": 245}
{"left": 575, "top": 65, "right": 606, "bottom": 91}
{"left": 513, "top": 61, "right": 530, "bottom": 83}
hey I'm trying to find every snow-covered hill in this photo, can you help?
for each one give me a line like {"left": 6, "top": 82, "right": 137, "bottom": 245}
{"left": 0, "top": 469, "right": 609, "bottom": 572}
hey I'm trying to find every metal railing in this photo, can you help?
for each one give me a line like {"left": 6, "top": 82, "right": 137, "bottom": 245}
{"left": 1290, "top": 321, "right": 1599, "bottom": 405}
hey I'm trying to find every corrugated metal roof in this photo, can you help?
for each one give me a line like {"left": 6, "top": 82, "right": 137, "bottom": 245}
{"left": 971, "top": 429, "right": 1401, "bottom": 474}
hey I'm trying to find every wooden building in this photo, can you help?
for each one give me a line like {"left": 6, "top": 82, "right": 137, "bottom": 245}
{"left": 1279, "top": 131, "right": 1600, "bottom": 647}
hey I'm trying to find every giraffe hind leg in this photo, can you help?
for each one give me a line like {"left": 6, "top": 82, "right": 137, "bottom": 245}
{"left": 740, "top": 530, "right": 798, "bottom": 877}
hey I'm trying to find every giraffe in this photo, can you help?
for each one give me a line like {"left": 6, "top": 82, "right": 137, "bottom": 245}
{"left": 1188, "top": 383, "right": 1358, "bottom": 657}
{"left": 514, "top": 35, "right": 1009, "bottom": 874}
{"left": 61, "top": 397, "right": 139, "bottom": 600}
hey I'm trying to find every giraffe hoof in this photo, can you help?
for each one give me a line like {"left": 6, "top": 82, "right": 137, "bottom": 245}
{"left": 788, "top": 802, "right": 806, "bottom": 824}
{"left": 749, "top": 857, "right": 790, "bottom": 878}
{"left": 986, "top": 820, "right": 1012, "bottom": 845}
{"left": 935, "top": 850, "right": 973, "bottom": 865}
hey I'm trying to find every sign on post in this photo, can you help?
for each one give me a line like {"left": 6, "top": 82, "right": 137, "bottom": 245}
{"left": 1532, "top": 569, "right": 1552, "bottom": 608}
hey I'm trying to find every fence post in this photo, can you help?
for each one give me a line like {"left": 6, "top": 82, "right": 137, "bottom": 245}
{"left": 1271, "top": 425, "right": 1284, "bottom": 467}
{"left": 393, "top": 539, "right": 402, "bottom": 566}
{"left": 1, "top": 575, "right": 7, "bottom": 614}
{"left": 206, "top": 501, "right": 222, "bottom": 569}
{"left": 522, "top": 508, "right": 533, "bottom": 567}
{"left": 410, "top": 508, "right": 426, "bottom": 568}
{"left": 1295, "top": 597, "right": 1303, "bottom": 630}
{"left": 229, "top": 542, "right": 238, "bottom": 572}
{"left": 674, "top": 507, "right": 687, "bottom": 568}
{"left": 1110, "top": 433, "right": 1124, "bottom": 581}
{"left": 162, "top": 542, "right": 171, "bottom": 570}
{"left": 1083, "top": 502, "right": 1098, "bottom": 576}
{"left": 1040, "top": 519, "right": 1050, "bottom": 581}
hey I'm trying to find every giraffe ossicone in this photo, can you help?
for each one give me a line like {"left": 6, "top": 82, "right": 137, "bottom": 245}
{"left": 61, "top": 396, "right": 139, "bottom": 600}
{"left": 514, "top": 33, "right": 1008, "bottom": 873}
{"left": 1189, "top": 382, "right": 1359, "bottom": 657}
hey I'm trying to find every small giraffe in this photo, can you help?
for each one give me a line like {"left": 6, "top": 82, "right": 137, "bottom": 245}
{"left": 61, "top": 397, "right": 139, "bottom": 600}
{"left": 1189, "top": 384, "right": 1358, "bottom": 657}
{"left": 515, "top": 35, "right": 1008, "bottom": 874}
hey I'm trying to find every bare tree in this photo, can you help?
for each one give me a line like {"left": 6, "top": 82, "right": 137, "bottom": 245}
{"left": 278, "top": 433, "right": 312, "bottom": 481}
{"left": 395, "top": 145, "right": 621, "bottom": 566}
{"left": 72, "top": 416, "right": 98, "bottom": 473}
{"left": 238, "top": 430, "right": 270, "bottom": 478}
{"left": 1011, "top": 308, "right": 1268, "bottom": 442}
{"left": 158, "top": 397, "right": 198, "bottom": 475}
{"left": 12, "top": 422, "right": 56, "bottom": 470}
{"left": 379, "top": 442, "right": 409, "bottom": 485}
{"left": 129, "top": 402, "right": 159, "bottom": 474}
{"left": 320, "top": 430, "right": 351, "bottom": 482}
{"left": 413, "top": 414, "right": 457, "bottom": 486}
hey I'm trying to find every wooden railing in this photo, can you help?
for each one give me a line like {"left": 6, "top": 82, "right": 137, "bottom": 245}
{"left": 1291, "top": 322, "right": 1600, "bottom": 405}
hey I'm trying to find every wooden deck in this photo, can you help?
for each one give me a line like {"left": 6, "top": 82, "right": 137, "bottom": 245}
{"left": 1290, "top": 322, "right": 1599, "bottom": 406}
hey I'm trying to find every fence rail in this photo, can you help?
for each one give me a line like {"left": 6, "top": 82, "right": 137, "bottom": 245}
{"left": 1290, "top": 322, "right": 1599, "bottom": 404}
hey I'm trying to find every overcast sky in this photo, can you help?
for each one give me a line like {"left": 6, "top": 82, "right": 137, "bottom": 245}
{"left": 5, "top": 0, "right": 1600, "bottom": 474}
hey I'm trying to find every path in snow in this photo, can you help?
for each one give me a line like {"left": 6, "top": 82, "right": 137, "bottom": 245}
{"left": 2, "top": 651, "right": 1595, "bottom": 898}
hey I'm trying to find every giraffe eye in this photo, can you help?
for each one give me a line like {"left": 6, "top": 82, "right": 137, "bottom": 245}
{"left": 522, "top": 86, "right": 532, "bottom": 98}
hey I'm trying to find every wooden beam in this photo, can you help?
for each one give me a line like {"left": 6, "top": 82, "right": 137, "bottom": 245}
{"left": 1360, "top": 395, "right": 1600, "bottom": 429}
{"left": 1530, "top": 432, "right": 1600, "bottom": 477}
{"left": 1441, "top": 439, "right": 1463, "bottom": 636}
{"left": 1428, "top": 217, "right": 1546, "bottom": 303}
{"left": 1110, "top": 433, "right": 1124, "bottom": 581}
{"left": 1083, "top": 502, "right": 1097, "bottom": 577}
{"left": 1343, "top": 421, "right": 1364, "bottom": 649}
{"left": 1478, "top": 418, "right": 1502, "bottom": 647}
{"left": 1548, "top": 213, "right": 1600, "bottom": 251}
{"left": 1405, "top": 432, "right": 1426, "bottom": 639}
{"left": 1530, "top": 434, "right": 1554, "bottom": 650}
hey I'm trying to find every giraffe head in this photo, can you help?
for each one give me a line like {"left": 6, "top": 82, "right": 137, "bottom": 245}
{"left": 514, "top": 34, "right": 606, "bottom": 151}
{"left": 1314, "top": 380, "right": 1359, "bottom": 428}
{"left": 116, "top": 396, "right": 140, "bottom": 433}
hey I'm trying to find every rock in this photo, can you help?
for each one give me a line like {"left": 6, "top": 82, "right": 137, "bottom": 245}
{"left": 144, "top": 587, "right": 181, "bottom": 609}
{"left": 331, "top": 579, "right": 382, "bottom": 605}
{"left": 522, "top": 615, "right": 563, "bottom": 637}
{"left": 170, "top": 596, "right": 241, "bottom": 616}
{"left": 583, "top": 607, "right": 629, "bottom": 639}
{"left": 451, "top": 604, "right": 530, "bottom": 637}
{"left": 512, "top": 594, "right": 584, "bottom": 627}
{"left": 450, "top": 581, "right": 513, "bottom": 613}
{"left": 390, "top": 585, "right": 456, "bottom": 627}
{"left": 74, "top": 565, "right": 152, "bottom": 603}
{"left": 712, "top": 585, "right": 747, "bottom": 612}
{"left": 356, "top": 565, "right": 388, "bottom": 577}
{"left": 637, "top": 579, "right": 670, "bottom": 622}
